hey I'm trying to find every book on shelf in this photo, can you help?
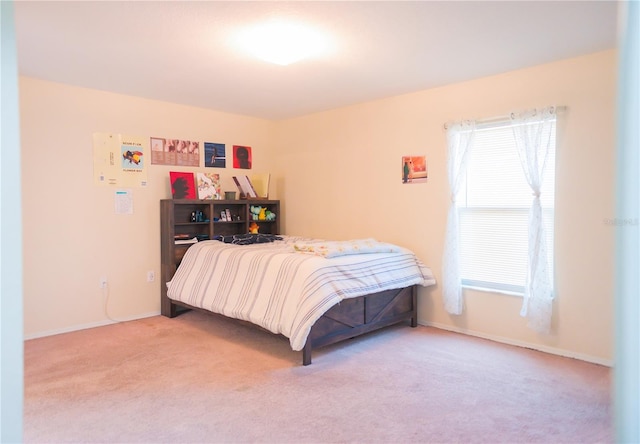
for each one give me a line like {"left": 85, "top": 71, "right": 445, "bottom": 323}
{"left": 232, "top": 175, "right": 258, "bottom": 199}
{"left": 175, "top": 237, "right": 199, "bottom": 245}
{"left": 174, "top": 233, "right": 209, "bottom": 245}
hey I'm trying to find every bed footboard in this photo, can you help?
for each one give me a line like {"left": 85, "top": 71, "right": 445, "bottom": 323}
{"left": 163, "top": 284, "right": 418, "bottom": 366}
{"left": 302, "top": 285, "right": 417, "bottom": 365}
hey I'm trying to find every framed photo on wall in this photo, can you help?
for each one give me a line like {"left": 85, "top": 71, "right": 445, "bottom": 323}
{"left": 401, "top": 155, "right": 428, "bottom": 184}
{"left": 233, "top": 145, "right": 252, "bottom": 169}
{"left": 204, "top": 142, "right": 226, "bottom": 168}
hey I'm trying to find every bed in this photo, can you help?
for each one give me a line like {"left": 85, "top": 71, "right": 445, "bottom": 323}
{"left": 162, "top": 235, "right": 436, "bottom": 365}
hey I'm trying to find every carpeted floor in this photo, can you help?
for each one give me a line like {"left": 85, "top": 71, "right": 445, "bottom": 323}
{"left": 24, "top": 310, "right": 612, "bottom": 443}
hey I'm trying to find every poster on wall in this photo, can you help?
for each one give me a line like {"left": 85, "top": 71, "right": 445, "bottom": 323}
{"left": 150, "top": 137, "right": 200, "bottom": 166}
{"left": 204, "top": 142, "right": 226, "bottom": 168}
{"left": 233, "top": 145, "right": 252, "bottom": 169}
{"left": 93, "top": 133, "right": 148, "bottom": 187}
{"left": 401, "top": 155, "right": 428, "bottom": 184}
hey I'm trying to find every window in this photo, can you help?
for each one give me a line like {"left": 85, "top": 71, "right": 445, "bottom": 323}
{"left": 457, "top": 119, "right": 556, "bottom": 295}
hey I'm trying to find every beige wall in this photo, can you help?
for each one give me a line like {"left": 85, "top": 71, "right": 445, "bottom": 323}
{"left": 20, "top": 78, "right": 276, "bottom": 336}
{"left": 274, "top": 50, "right": 616, "bottom": 365}
{"left": 21, "top": 49, "right": 616, "bottom": 364}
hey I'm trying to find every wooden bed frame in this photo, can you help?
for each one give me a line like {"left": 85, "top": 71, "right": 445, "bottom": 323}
{"left": 160, "top": 199, "right": 420, "bottom": 365}
{"left": 161, "top": 285, "right": 417, "bottom": 365}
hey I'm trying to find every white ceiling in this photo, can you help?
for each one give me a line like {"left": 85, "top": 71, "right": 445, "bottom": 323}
{"left": 14, "top": 1, "right": 619, "bottom": 120}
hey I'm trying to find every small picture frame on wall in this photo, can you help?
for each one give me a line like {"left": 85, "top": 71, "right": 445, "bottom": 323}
{"left": 204, "top": 142, "right": 226, "bottom": 168}
{"left": 170, "top": 171, "right": 196, "bottom": 199}
{"left": 401, "top": 155, "right": 428, "bottom": 184}
{"left": 233, "top": 145, "right": 252, "bottom": 169}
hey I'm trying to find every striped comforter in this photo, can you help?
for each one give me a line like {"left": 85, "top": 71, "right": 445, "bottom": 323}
{"left": 167, "top": 236, "right": 436, "bottom": 351}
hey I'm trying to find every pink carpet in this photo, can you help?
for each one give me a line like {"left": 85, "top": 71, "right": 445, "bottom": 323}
{"left": 24, "top": 310, "right": 612, "bottom": 443}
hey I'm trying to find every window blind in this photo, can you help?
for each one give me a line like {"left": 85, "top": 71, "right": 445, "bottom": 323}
{"left": 457, "top": 121, "right": 556, "bottom": 294}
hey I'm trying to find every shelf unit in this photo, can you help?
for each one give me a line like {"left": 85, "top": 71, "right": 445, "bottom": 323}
{"left": 160, "top": 198, "right": 280, "bottom": 316}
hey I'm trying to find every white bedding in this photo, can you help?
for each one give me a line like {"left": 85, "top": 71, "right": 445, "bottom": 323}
{"left": 292, "top": 238, "right": 403, "bottom": 257}
{"left": 167, "top": 236, "right": 436, "bottom": 351}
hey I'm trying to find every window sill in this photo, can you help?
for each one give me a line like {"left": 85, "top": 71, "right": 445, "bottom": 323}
{"left": 462, "top": 284, "right": 523, "bottom": 297}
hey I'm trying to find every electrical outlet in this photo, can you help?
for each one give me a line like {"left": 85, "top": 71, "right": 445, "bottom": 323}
{"left": 99, "top": 276, "right": 108, "bottom": 289}
{"left": 147, "top": 271, "right": 155, "bottom": 282}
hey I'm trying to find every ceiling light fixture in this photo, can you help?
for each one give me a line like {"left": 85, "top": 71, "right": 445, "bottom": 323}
{"left": 235, "top": 21, "right": 329, "bottom": 66}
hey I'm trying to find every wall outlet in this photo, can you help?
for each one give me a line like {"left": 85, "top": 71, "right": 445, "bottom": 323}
{"left": 99, "top": 276, "right": 108, "bottom": 289}
{"left": 147, "top": 271, "right": 155, "bottom": 282}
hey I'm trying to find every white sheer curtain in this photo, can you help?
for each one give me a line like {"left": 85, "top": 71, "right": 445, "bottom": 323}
{"left": 510, "top": 106, "right": 556, "bottom": 333}
{"left": 442, "top": 121, "right": 476, "bottom": 314}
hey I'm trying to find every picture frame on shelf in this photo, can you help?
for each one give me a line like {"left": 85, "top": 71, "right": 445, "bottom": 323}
{"left": 251, "top": 173, "right": 270, "bottom": 198}
{"left": 169, "top": 171, "right": 196, "bottom": 199}
{"left": 232, "top": 175, "right": 258, "bottom": 199}
{"left": 196, "top": 172, "right": 221, "bottom": 200}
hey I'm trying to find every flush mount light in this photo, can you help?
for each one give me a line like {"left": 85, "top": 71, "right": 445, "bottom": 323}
{"left": 235, "top": 20, "right": 329, "bottom": 66}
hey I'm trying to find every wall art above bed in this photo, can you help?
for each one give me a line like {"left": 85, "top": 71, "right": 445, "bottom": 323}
{"left": 401, "top": 155, "right": 428, "bottom": 184}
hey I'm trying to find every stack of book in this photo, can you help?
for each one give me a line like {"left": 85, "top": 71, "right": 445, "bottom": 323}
{"left": 174, "top": 234, "right": 197, "bottom": 245}
{"left": 174, "top": 234, "right": 209, "bottom": 245}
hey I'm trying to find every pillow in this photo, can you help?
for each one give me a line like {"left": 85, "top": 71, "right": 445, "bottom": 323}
{"left": 293, "top": 238, "right": 402, "bottom": 258}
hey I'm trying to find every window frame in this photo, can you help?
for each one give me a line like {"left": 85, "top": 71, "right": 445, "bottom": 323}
{"left": 455, "top": 118, "right": 556, "bottom": 296}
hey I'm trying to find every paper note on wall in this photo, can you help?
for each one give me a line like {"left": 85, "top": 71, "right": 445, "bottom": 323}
{"left": 114, "top": 189, "right": 133, "bottom": 215}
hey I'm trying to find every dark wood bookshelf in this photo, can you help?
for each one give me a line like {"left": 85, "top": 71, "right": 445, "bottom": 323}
{"left": 160, "top": 199, "right": 280, "bottom": 316}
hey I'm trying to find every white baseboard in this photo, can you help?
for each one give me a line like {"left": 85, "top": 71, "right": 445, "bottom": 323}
{"left": 421, "top": 320, "right": 613, "bottom": 367}
{"left": 24, "top": 311, "right": 161, "bottom": 341}
{"left": 25, "top": 313, "right": 613, "bottom": 367}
